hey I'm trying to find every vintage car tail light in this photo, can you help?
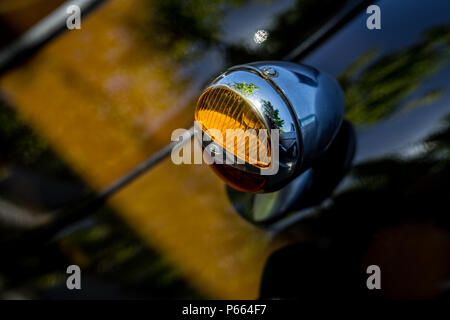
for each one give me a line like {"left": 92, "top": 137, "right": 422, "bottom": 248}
{"left": 195, "top": 61, "right": 345, "bottom": 193}
{"left": 195, "top": 86, "right": 271, "bottom": 168}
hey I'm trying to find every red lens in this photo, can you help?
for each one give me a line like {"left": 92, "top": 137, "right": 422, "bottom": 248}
{"left": 210, "top": 163, "right": 266, "bottom": 193}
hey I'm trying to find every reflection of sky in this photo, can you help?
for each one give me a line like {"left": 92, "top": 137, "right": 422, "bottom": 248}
{"left": 355, "top": 91, "right": 450, "bottom": 163}
{"left": 304, "top": 0, "right": 450, "bottom": 75}
{"left": 303, "top": 0, "right": 450, "bottom": 163}
{"left": 178, "top": 0, "right": 296, "bottom": 89}
{"left": 221, "top": 0, "right": 295, "bottom": 47}
{"left": 180, "top": 0, "right": 450, "bottom": 164}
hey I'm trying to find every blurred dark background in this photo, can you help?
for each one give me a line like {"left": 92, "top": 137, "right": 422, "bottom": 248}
{"left": 0, "top": 0, "right": 449, "bottom": 300}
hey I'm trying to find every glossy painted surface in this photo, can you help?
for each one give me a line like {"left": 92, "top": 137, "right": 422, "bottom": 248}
{"left": 0, "top": 0, "right": 448, "bottom": 299}
{"left": 269, "top": 0, "right": 450, "bottom": 299}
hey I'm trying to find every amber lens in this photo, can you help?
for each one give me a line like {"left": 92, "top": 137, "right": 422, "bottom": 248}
{"left": 195, "top": 86, "right": 271, "bottom": 167}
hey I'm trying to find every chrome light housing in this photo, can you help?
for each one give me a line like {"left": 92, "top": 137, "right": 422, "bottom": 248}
{"left": 195, "top": 61, "right": 345, "bottom": 193}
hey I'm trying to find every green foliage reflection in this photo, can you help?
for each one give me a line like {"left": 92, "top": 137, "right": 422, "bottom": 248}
{"left": 339, "top": 26, "right": 450, "bottom": 124}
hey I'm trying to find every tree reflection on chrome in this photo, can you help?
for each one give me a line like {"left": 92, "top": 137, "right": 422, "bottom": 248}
{"left": 230, "top": 81, "right": 258, "bottom": 96}
{"left": 262, "top": 99, "right": 284, "bottom": 132}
